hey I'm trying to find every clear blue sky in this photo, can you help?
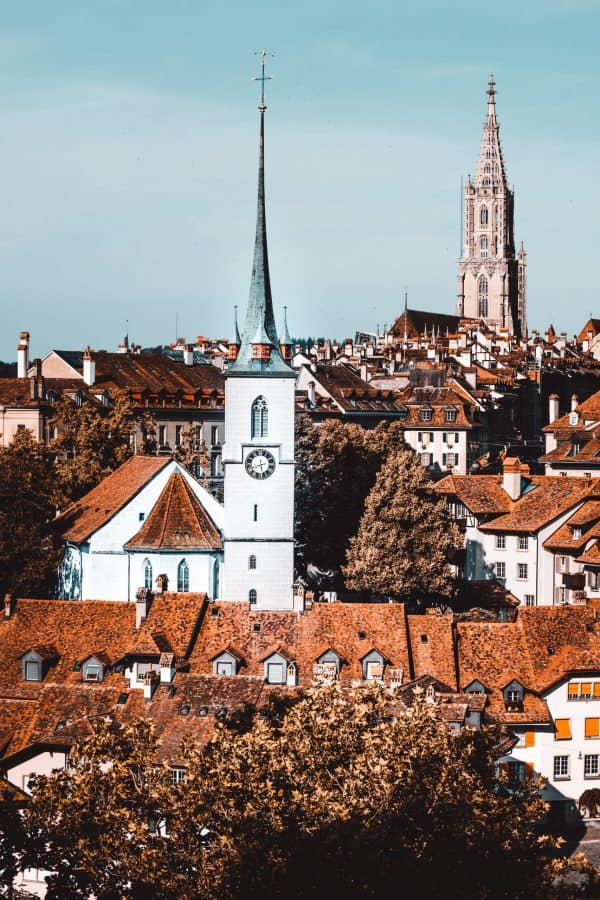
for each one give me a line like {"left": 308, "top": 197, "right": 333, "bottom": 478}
{"left": 0, "top": 0, "right": 598, "bottom": 359}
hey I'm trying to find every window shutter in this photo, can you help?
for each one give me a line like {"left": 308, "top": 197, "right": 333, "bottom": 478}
{"left": 524, "top": 762, "right": 535, "bottom": 780}
{"left": 585, "top": 718, "right": 600, "bottom": 738}
{"left": 582, "top": 682, "right": 593, "bottom": 697}
{"left": 525, "top": 731, "right": 535, "bottom": 748}
{"left": 568, "top": 683, "right": 579, "bottom": 699}
{"left": 554, "top": 719, "right": 571, "bottom": 740}
{"left": 594, "top": 683, "right": 600, "bottom": 699}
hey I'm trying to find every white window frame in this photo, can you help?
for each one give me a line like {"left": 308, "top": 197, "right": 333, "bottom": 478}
{"left": 496, "top": 535, "right": 506, "bottom": 550}
{"left": 553, "top": 755, "right": 570, "bottom": 780}
{"left": 585, "top": 755, "right": 600, "bottom": 778}
{"left": 517, "top": 563, "right": 528, "bottom": 581}
{"left": 518, "top": 536, "right": 529, "bottom": 551}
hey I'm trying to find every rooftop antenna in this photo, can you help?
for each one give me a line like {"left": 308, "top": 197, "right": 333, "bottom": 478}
{"left": 252, "top": 49, "right": 275, "bottom": 110}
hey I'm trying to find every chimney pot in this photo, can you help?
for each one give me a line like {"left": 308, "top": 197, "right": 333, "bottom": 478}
{"left": 571, "top": 394, "right": 579, "bottom": 412}
{"left": 17, "top": 332, "right": 30, "bottom": 379}
{"left": 135, "top": 588, "right": 153, "bottom": 629}
{"left": 83, "top": 348, "right": 96, "bottom": 386}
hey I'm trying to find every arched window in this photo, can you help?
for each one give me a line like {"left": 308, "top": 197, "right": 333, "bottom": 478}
{"left": 249, "top": 589, "right": 257, "bottom": 605}
{"left": 212, "top": 559, "right": 220, "bottom": 600}
{"left": 484, "top": 164, "right": 491, "bottom": 174}
{"left": 248, "top": 555, "right": 257, "bottom": 570}
{"left": 480, "top": 206, "right": 488, "bottom": 226}
{"left": 478, "top": 277, "right": 488, "bottom": 317}
{"left": 143, "top": 558, "right": 152, "bottom": 590}
{"left": 480, "top": 237, "right": 488, "bottom": 259}
{"left": 177, "top": 559, "right": 189, "bottom": 593}
{"left": 251, "top": 396, "right": 268, "bottom": 438}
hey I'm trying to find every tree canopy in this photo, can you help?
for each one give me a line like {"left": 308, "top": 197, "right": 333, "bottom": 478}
{"left": 343, "top": 447, "right": 463, "bottom": 604}
{"left": 294, "top": 415, "right": 405, "bottom": 581}
{"left": 5, "top": 685, "right": 594, "bottom": 899}
{"left": 0, "top": 429, "right": 63, "bottom": 598}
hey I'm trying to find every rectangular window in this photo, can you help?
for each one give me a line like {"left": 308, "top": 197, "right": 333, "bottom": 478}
{"left": 582, "top": 683, "right": 593, "bottom": 699}
{"left": 211, "top": 425, "right": 219, "bottom": 446}
{"left": 216, "top": 661, "right": 233, "bottom": 676}
{"left": 496, "top": 534, "right": 506, "bottom": 550}
{"left": 267, "top": 662, "right": 285, "bottom": 684}
{"left": 446, "top": 453, "right": 456, "bottom": 467}
{"left": 553, "top": 755, "right": 569, "bottom": 780}
{"left": 585, "top": 755, "right": 600, "bottom": 778}
{"left": 585, "top": 718, "right": 600, "bottom": 738}
{"left": 495, "top": 561, "right": 506, "bottom": 579}
{"left": 170, "top": 767, "right": 185, "bottom": 785}
{"left": 554, "top": 719, "right": 571, "bottom": 741}
{"left": 517, "top": 563, "right": 528, "bottom": 580}
{"left": 420, "top": 453, "right": 432, "bottom": 467}
{"left": 158, "top": 425, "right": 166, "bottom": 445}
{"left": 525, "top": 594, "right": 535, "bottom": 607}
{"left": 175, "top": 425, "right": 183, "bottom": 446}
{"left": 253, "top": 504, "right": 258, "bottom": 522}
{"left": 518, "top": 536, "right": 529, "bottom": 551}
{"left": 559, "top": 556, "right": 567, "bottom": 573}
{"left": 25, "top": 660, "right": 41, "bottom": 682}
{"left": 568, "top": 683, "right": 580, "bottom": 700}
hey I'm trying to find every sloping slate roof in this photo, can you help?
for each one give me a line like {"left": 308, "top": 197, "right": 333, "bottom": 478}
{"left": 94, "top": 352, "right": 225, "bottom": 396}
{"left": 56, "top": 456, "right": 171, "bottom": 543}
{"left": 125, "top": 473, "right": 222, "bottom": 551}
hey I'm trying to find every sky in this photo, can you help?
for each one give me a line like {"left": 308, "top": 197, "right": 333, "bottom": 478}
{"left": 0, "top": 0, "right": 599, "bottom": 360}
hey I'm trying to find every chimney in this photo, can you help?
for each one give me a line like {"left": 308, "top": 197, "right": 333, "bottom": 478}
{"left": 135, "top": 588, "right": 153, "bottom": 629}
{"left": 143, "top": 670, "right": 159, "bottom": 701}
{"left": 502, "top": 457, "right": 523, "bottom": 501}
{"left": 159, "top": 653, "right": 176, "bottom": 684}
{"left": 548, "top": 394, "right": 559, "bottom": 424}
{"left": 4, "top": 593, "right": 14, "bottom": 618}
{"left": 155, "top": 573, "right": 168, "bottom": 594}
{"left": 183, "top": 344, "right": 194, "bottom": 366}
{"left": 307, "top": 381, "right": 316, "bottom": 405}
{"left": 360, "top": 362, "right": 369, "bottom": 382}
{"left": 17, "top": 332, "right": 30, "bottom": 379}
{"left": 571, "top": 394, "right": 579, "bottom": 413}
{"left": 83, "top": 347, "right": 96, "bottom": 386}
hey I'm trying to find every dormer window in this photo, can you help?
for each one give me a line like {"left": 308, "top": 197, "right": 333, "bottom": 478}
{"left": 263, "top": 652, "right": 288, "bottom": 684}
{"left": 465, "top": 680, "right": 486, "bottom": 695}
{"left": 503, "top": 680, "right": 524, "bottom": 710}
{"left": 444, "top": 407, "right": 457, "bottom": 423}
{"left": 573, "top": 527, "right": 583, "bottom": 540}
{"left": 82, "top": 656, "right": 105, "bottom": 682}
{"left": 420, "top": 407, "right": 432, "bottom": 422}
{"left": 212, "top": 651, "right": 238, "bottom": 677}
{"left": 361, "top": 649, "right": 385, "bottom": 681}
{"left": 21, "top": 647, "right": 58, "bottom": 683}
{"left": 315, "top": 649, "right": 341, "bottom": 679}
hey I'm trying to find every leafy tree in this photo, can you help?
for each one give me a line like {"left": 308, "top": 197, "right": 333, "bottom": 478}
{"left": 294, "top": 416, "right": 404, "bottom": 580}
{"left": 0, "top": 429, "right": 63, "bottom": 598}
{"left": 49, "top": 394, "right": 135, "bottom": 503}
{"left": 343, "top": 447, "right": 462, "bottom": 604}
{"left": 173, "top": 423, "right": 211, "bottom": 487}
{"left": 15, "top": 686, "right": 596, "bottom": 899}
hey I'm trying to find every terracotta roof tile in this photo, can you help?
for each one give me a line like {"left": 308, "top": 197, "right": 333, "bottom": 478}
{"left": 56, "top": 456, "right": 171, "bottom": 543}
{"left": 130, "top": 593, "right": 207, "bottom": 659}
{"left": 435, "top": 474, "right": 514, "bottom": 516}
{"left": 125, "top": 473, "right": 222, "bottom": 551}
{"left": 407, "top": 613, "right": 457, "bottom": 689}
{"left": 481, "top": 478, "right": 600, "bottom": 533}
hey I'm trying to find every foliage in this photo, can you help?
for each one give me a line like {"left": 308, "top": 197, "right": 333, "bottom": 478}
{"left": 172, "top": 423, "right": 211, "bottom": 486}
{"left": 0, "top": 429, "right": 63, "bottom": 598}
{"left": 0, "top": 790, "right": 32, "bottom": 899}
{"left": 294, "top": 415, "right": 405, "bottom": 579}
{"left": 49, "top": 394, "right": 135, "bottom": 503}
{"left": 343, "top": 447, "right": 463, "bottom": 604}
{"left": 11, "top": 686, "right": 596, "bottom": 899}
{"left": 579, "top": 788, "right": 600, "bottom": 818}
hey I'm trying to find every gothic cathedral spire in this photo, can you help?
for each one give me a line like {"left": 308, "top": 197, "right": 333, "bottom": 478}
{"left": 457, "top": 76, "right": 527, "bottom": 338}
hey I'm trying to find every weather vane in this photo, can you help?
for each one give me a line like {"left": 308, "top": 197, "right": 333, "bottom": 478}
{"left": 252, "top": 50, "right": 275, "bottom": 110}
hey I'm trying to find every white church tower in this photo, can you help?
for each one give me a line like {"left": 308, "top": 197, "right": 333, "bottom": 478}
{"left": 222, "top": 53, "right": 296, "bottom": 610}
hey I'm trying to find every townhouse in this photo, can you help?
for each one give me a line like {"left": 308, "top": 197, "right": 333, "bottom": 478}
{"left": 437, "top": 458, "right": 600, "bottom": 605}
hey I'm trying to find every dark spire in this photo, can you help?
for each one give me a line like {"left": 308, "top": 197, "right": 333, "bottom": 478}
{"left": 228, "top": 51, "right": 293, "bottom": 378}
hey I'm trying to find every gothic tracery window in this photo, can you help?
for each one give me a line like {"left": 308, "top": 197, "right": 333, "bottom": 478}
{"left": 251, "top": 396, "right": 268, "bottom": 438}
{"left": 478, "top": 277, "right": 488, "bottom": 318}
{"left": 177, "top": 559, "right": 189, "bottom": 593}
{"left": 480, "top": 237, "right": 488, "bottom": 259}
{"left": 143, "top": 558, "right": 152, "bottom": 590}
{"left": 480, "top": 206, "right": 488, "bottom": 226}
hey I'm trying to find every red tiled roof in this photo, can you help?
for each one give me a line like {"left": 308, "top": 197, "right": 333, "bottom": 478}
{"left": 56, "top": 456, "right": 171, "bottom": 543}
{"left": 125, "top": 473, "right": 222, "bottom": 551}
{"left": 435, "top": 474, "right": 513, "bottom": 516}
{"left": 480, "top": 478, "right": 600, "bottom": 533}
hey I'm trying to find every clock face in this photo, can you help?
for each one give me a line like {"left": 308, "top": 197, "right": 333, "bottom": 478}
{"left": 245, "top": 449, "right": 276, "bottom": 480}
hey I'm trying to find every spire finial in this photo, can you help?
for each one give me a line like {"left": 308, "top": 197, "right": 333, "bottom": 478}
{"left": 252, "top": 50, "right": 275, "bottom": 111}
{"left": 486, "top": 73, "right": 497, "bottom": 122}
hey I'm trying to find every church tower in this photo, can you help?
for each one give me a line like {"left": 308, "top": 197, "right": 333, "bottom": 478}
{"left": 457, "top": 77, "right": 527, "bottom": 338}
{"left": 222, "top": 53, "right": 296, "bottom": 610}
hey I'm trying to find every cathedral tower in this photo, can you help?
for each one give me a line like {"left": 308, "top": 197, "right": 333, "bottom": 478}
{"left": 457, "top": 77, "right": 527, "bottom": 337}
{"left": 222, "top": 54, "right": 296, "bottom": 610}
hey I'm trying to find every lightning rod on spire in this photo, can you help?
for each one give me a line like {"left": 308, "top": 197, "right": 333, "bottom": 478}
{"left": 252, "top": 50, "right": 275, "bottom": 110}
